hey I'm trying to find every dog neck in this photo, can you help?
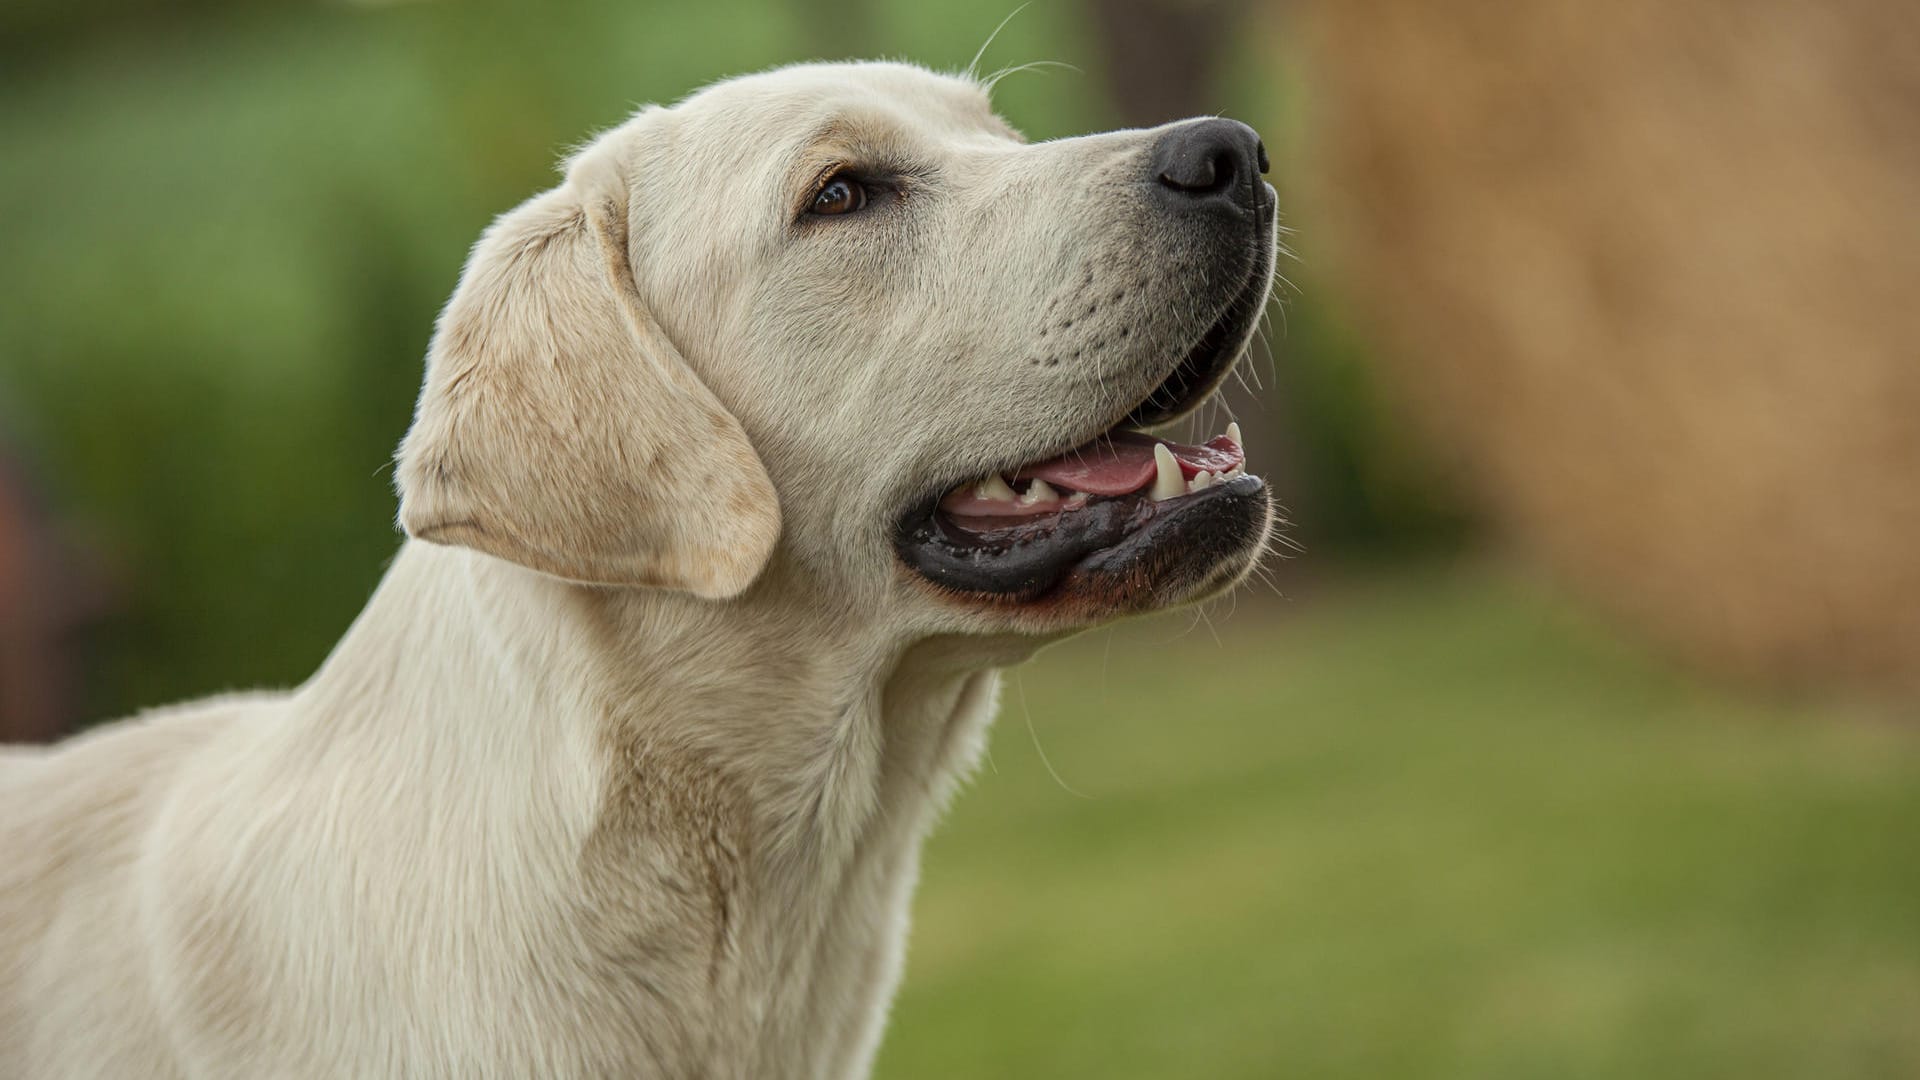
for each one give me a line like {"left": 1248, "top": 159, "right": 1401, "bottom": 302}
{"left": 295, "top": 540, "right": 1003, "bottom": 1074}
{"left": 303, "top": 540, "right": 997, "bottom": 840}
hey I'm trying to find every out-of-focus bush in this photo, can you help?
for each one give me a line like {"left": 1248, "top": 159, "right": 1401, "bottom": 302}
{"left": 1287, "top": 0, "right": 1920, "bottom": 692}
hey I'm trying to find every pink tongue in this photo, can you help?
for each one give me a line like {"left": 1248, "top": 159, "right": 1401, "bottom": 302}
{"left": 938, "top": 432, "right": 1246, "bottom": 519}
{"left": 1015, "top": 431, "right": 1241, "bottom": 495}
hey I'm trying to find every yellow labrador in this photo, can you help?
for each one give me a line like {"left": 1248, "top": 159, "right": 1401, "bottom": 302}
{"left": 0, "top": 62, "right": 1276, "bottom": 1078}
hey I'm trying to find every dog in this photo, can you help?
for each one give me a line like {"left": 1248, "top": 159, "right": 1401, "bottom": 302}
{"left": 0, "top": 61, "right": 1277, "bottom": 1078}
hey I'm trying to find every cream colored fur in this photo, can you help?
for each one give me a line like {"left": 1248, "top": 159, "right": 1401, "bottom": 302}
{"left": 1, "top": 62, "right": 1273, "bottom": 1078}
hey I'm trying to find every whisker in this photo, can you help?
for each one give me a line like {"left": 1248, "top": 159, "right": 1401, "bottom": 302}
{"left": 966, "top": 4, "right": 1031, "bottom": 82}
{"left": 1197, "top": 605, "right": 1225, "bottom": 649}
{"left": 983, "top": 59, "right": 1081, "bottom": 93}
{"left": 1013, "top": 670, "right": 1091, "bottom": 799}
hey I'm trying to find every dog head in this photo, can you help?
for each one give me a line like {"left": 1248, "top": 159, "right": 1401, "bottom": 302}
{"left": 397, "top": 61, "right": 1276, "bottom": 639}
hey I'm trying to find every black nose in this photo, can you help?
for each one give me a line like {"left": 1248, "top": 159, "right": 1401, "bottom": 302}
{"left": 1150, "top": 118, "right": 1268, "bottom": 208}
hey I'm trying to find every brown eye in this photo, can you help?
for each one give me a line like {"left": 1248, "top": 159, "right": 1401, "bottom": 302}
{"left": 810, "top": 176, "right": 868, "bottom": 216}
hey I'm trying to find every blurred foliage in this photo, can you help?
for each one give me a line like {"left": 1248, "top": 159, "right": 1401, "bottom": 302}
{"left": 1264, "top": 290, "right": 1474, "bottom": 555}
{"left": 885, "top": 566, "right": 1920, "bottom": 1078}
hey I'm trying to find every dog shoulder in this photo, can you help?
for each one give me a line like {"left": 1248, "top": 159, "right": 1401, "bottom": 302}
{"left": 0, "top": 692, "right": 284, "bottom": 1075}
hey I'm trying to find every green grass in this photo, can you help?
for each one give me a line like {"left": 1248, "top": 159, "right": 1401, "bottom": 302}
{"left": 878, "top": 566, "right": 1920, "bottom": 1079}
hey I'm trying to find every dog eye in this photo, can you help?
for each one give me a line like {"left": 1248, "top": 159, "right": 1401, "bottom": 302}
{"left": 809, "top": 176, "right": 869, "bottom": 216}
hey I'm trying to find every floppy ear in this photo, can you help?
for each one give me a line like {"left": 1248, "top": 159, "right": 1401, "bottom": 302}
{"left": 397, "top": 133, "right": 780, "bottom": 598}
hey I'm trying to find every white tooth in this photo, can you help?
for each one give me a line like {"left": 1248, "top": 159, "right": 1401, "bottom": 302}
{"left": 1151, "top": 444, "right": 1185, "bottom": 501}
{"left": 1018, "top": 478, "right": 1060, "bottom": 505}
{"left": 1225, "top": 422, "right": 1242, "bottom": 448}
{"left": 1065, "top": 492, "right": 1089, "bottom": 508}
{"left": 977, "top": 475, "right": 1017, "bottom": 501}
{"left": 1189, "top": 470, "right": 1213, "bottom": 492}
{"left": 1224, "top": 464, "right": 1244, "bottom": 479}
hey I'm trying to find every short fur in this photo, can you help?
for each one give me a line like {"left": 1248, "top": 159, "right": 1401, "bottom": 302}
{"left": 0, "top": 62, "right": 1274, "bottom": 1078}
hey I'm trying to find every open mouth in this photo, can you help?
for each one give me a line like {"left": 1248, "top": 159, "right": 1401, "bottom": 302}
{"left": 896, "top": 425, "right": 1263, "bottom": 598}
{"left": 893, "top": 252, "right": 1274, "bottom": 605}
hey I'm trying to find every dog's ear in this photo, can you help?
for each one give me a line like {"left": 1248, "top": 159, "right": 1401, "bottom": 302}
{"left": 396, "top": 132, "right": 780, "bottom": 598}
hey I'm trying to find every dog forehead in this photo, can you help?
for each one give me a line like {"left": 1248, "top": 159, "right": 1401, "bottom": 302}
{"left": 671, "top": 61, "right": 1012, "bottom": 150}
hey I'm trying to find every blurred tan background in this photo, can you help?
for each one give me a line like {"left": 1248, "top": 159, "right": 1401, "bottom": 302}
{"left": 2, "top": 0, "right": 1916, "bottom": 1076}
{"left": 1296, "top": 0, "right": 1920, "bottom": 690}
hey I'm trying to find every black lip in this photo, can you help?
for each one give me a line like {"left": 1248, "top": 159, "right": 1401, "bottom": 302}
{"left": 894, "top": 475, "right": 1268, "bottom": 600}
{"left": 1068, "top": 475, "right": 1271, "bottom": 601}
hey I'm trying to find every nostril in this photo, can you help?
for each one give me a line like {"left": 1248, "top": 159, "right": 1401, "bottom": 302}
{"left": 1150, "top": 118, "right": 1265, "bottom": 205}
{"left": 1158, "top": 146, "right": 1236, "bottom": 195}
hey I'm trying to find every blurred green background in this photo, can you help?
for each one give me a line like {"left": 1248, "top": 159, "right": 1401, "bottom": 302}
{"left": 1, "top": 0, "right": 1914, "bottom": 1076}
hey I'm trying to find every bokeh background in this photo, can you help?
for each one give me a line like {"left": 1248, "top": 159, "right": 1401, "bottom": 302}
{"left": 2, "top": 0, "right": 1916, "bottom": 1075}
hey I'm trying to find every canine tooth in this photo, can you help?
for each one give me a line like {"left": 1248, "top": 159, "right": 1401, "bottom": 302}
{"left": 1189, "top": 470, "right": 1213, "bottom": 492}
{"left": 976, "top": 475, "right": 1017, "bottom": 501}
{"left": 1225, "top": 422, "right": 1242, "bottom": 448}
{"left": 1065, "top": 492, "right": 1089, "bottom": 508}
{"left": 1019, "top": 478, "right": 1060, "bottom": 505}
{"left": 1224, "top": 464, "right": 1244, "bottom": 479}
{"left": 1151, "top": 444, "right": 1184, "bottom": 501}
